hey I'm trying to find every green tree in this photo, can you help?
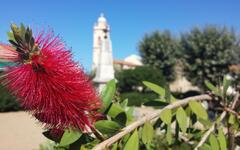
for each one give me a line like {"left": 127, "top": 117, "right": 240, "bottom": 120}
{"left": 138, "top": 31, "right": 181, "bottom": 81}
{"left": 181, "top": 25, "right": 240, "bottom": 90}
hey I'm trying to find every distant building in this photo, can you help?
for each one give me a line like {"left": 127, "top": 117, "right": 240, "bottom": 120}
{"left": 90, "top": 14, "right": 204, "bottom": 94}
{"left": 114, "top": 55, "right": 143, "bottom": 70}
{"left": 92, "top": 14, "right": 115, "bottom": 91}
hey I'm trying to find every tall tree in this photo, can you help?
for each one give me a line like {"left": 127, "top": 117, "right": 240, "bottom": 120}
{"left": 139, "top": 31, "right": 181, "bottom": 81}
{"left": 181, "top": 25, "right": 240, "bottom": 89}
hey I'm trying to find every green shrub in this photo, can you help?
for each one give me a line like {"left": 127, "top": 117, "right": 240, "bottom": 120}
{"left": 120, "top": 92, "right": 158, "bottom": 106}
{"left": 116, "top": 66, "right": 166, "bottom": 93}
{"left": 0, "top": 84, "right": 21, "bottom": 112}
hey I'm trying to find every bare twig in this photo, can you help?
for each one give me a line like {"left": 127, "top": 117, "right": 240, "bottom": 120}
{"left": 224, "top": 107, "right": 239, "bottom": 118}
{"left": 228, "top": 92, "right": 239, "bottom": 150}
{"left": 231, "top": 92, "right": 239, "bottom": 110}
{"left": 194, "top": 111, "right": 226, "bottom": 150}
{"left": 90, "top": 126, "right": 105, "bottom": 141}
{"left": 92, "top": 94, "right": 212, "bottom": 150}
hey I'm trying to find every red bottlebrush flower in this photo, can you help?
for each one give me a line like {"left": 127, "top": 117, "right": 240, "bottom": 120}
{"left": 1, "top": 28, "right": 101, "bottom": 131}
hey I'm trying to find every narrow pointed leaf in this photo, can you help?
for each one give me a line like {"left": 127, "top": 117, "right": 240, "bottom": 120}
{"left": 121, "top": 99, "right": 128, "bottom": 108}
{"left": 176, "top": 107, "right": 187, "bottom": 133}
{"left": 160, "top": 109, "right": 172, "bottom": 125}
{"left": 204, "top": 80, "right": 221, "bottom": 96}
{"left": 95, "top": 120, "right": 121, "bottom": 134}
{"left": 124, "top": 129, "right": 139, "bottom": 150}
{"left": 228, "top": 113, "right": 236, "bottom": 125}
{"left": 114, "top": 112, "right": 127, "bottom": 126}
{"left": 166, "top": 125, "right": 172, "bottom": 145}
{"left": 7, "top": 32, "right": 16, "bottom": 42}
{"left": 59, "top": 129, "right": 82, "bottom": 146}
{"left": 143, "top": 81, "right": 176, "bottom": 101}
{"left": 189, "top": 101, "right": 208, "bottom": 120}
{"left": 111, "top": 143, "right": 118, "bottom": 150}
{"left": 209, "top": 134, "right": 219, "bottom": 150}
{"left": 142, "top": 122, "right": 154, "bottom": 145}
{"left": 218, "top": 128, "right": 227, "bottom": 150}
{"left": 101, "top": 79, "right": 116, "bottom": 111}
{"left": 107, "top": 103, "right": 124, "bottom": 118}
{"left": 199, "top": 144, "right": 211, "bottom": 150}
{"left": 143, "top": 81, "right": 165, "bottom": 96}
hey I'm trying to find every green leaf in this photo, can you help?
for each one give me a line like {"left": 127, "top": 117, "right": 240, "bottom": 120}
{"left": 20, "top": 23, "right": 26, "bottom": 39}
{"left": 121, "top": 99, "right": 128, "bottom": 108}
{"left": 143, "top": 81, "right": 165, "bottom": 96}
{"left": 143, "top": 81, "right": 176, "bottom": 101}
{"left": 95, "top": 120, "right": 121, "bottom": 134}
{"left": 218, "top": 128, "right": 227, "bottom": 150}
{"left": 114, "top": 112, "right": 127, "bottom": 126}
{"left": 199, "top": 144, "right": 211, "bottom": 150}
{"left": 142, "top": 122, "right": 154, "bottom": 145}
{"left": 59, "top": 129, "right": 82, "bottom": 146}
{"left": 108, "top": 103, "right": 124, "bottom": 118}
{"left": 122, "top": 133, "right": 131, "bottom": 143}
{"left": 204, "top": 80, "right": 221, "bottom": 96}
{"left": 198, "top": 118, "right": 212, "bottom": 127}
{"left": 160, "top": 109, "right": 172, "bottom": 125}
{"left": 80, "top": 146, "right": 88, "bottom": 150}
{"left": 228, "top": 113, "right": 236, "bottom": 125}
{"left": 176, "top": 107, "right": 188, "bottom": 133}
{"left": 209, "top": 134, "right": 219, "bottom": 150}
{"left": 166, "top": 125, "right": 172, "bottom": 145}
{"left": 11, "top": 24, "right": 18, "bottom": 33}
{"left": 101, "top": 79, "right": 116, "bottom": 111}
{"left": 111, "top": 143, "right": 118, "bottom": 150}
{"left": 124, "top": 129, "right": 139, "bottom": 150}
{"left": 7, "top": 32, "right": 16, "bottom": 42}
{"left": 179, "top": 143, "right": 192, "bottom": 150}
{"left": 189, "top": 101, "right": 208, "bottom": 120}
{"left": 126, "top": 107, "right": 134, "bottom": 124}
{"left": 25, "top": 29, "right": 31, "bottom": 44}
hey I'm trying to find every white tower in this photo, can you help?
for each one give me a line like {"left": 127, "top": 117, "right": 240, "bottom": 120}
{"left": 92, "top": 13, "right": 115, "bottom": 91}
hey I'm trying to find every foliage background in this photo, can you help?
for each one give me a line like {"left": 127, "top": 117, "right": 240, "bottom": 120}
{"left": 181, "top": 25, "right": 240, "bottom": 90}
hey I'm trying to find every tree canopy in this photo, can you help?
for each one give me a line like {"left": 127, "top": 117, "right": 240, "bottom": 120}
{"left": 181, "top": 25, "right": 240, "bottom": 89}
{"left": 138, "top": 31, "right": 181, "bottom": 81}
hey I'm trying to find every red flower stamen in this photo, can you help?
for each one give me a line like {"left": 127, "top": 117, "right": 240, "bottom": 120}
{"left": 2, "top": 31, "right": 102, "bottom": 131}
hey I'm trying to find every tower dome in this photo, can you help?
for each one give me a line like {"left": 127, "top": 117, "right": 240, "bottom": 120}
{"left": 98, "top": 13, "right": 107, "bottom": 22}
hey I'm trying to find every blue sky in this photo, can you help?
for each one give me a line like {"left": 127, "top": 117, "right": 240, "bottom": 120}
{"left": 0, "top": 0, "right": 239, "bottom": 71}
